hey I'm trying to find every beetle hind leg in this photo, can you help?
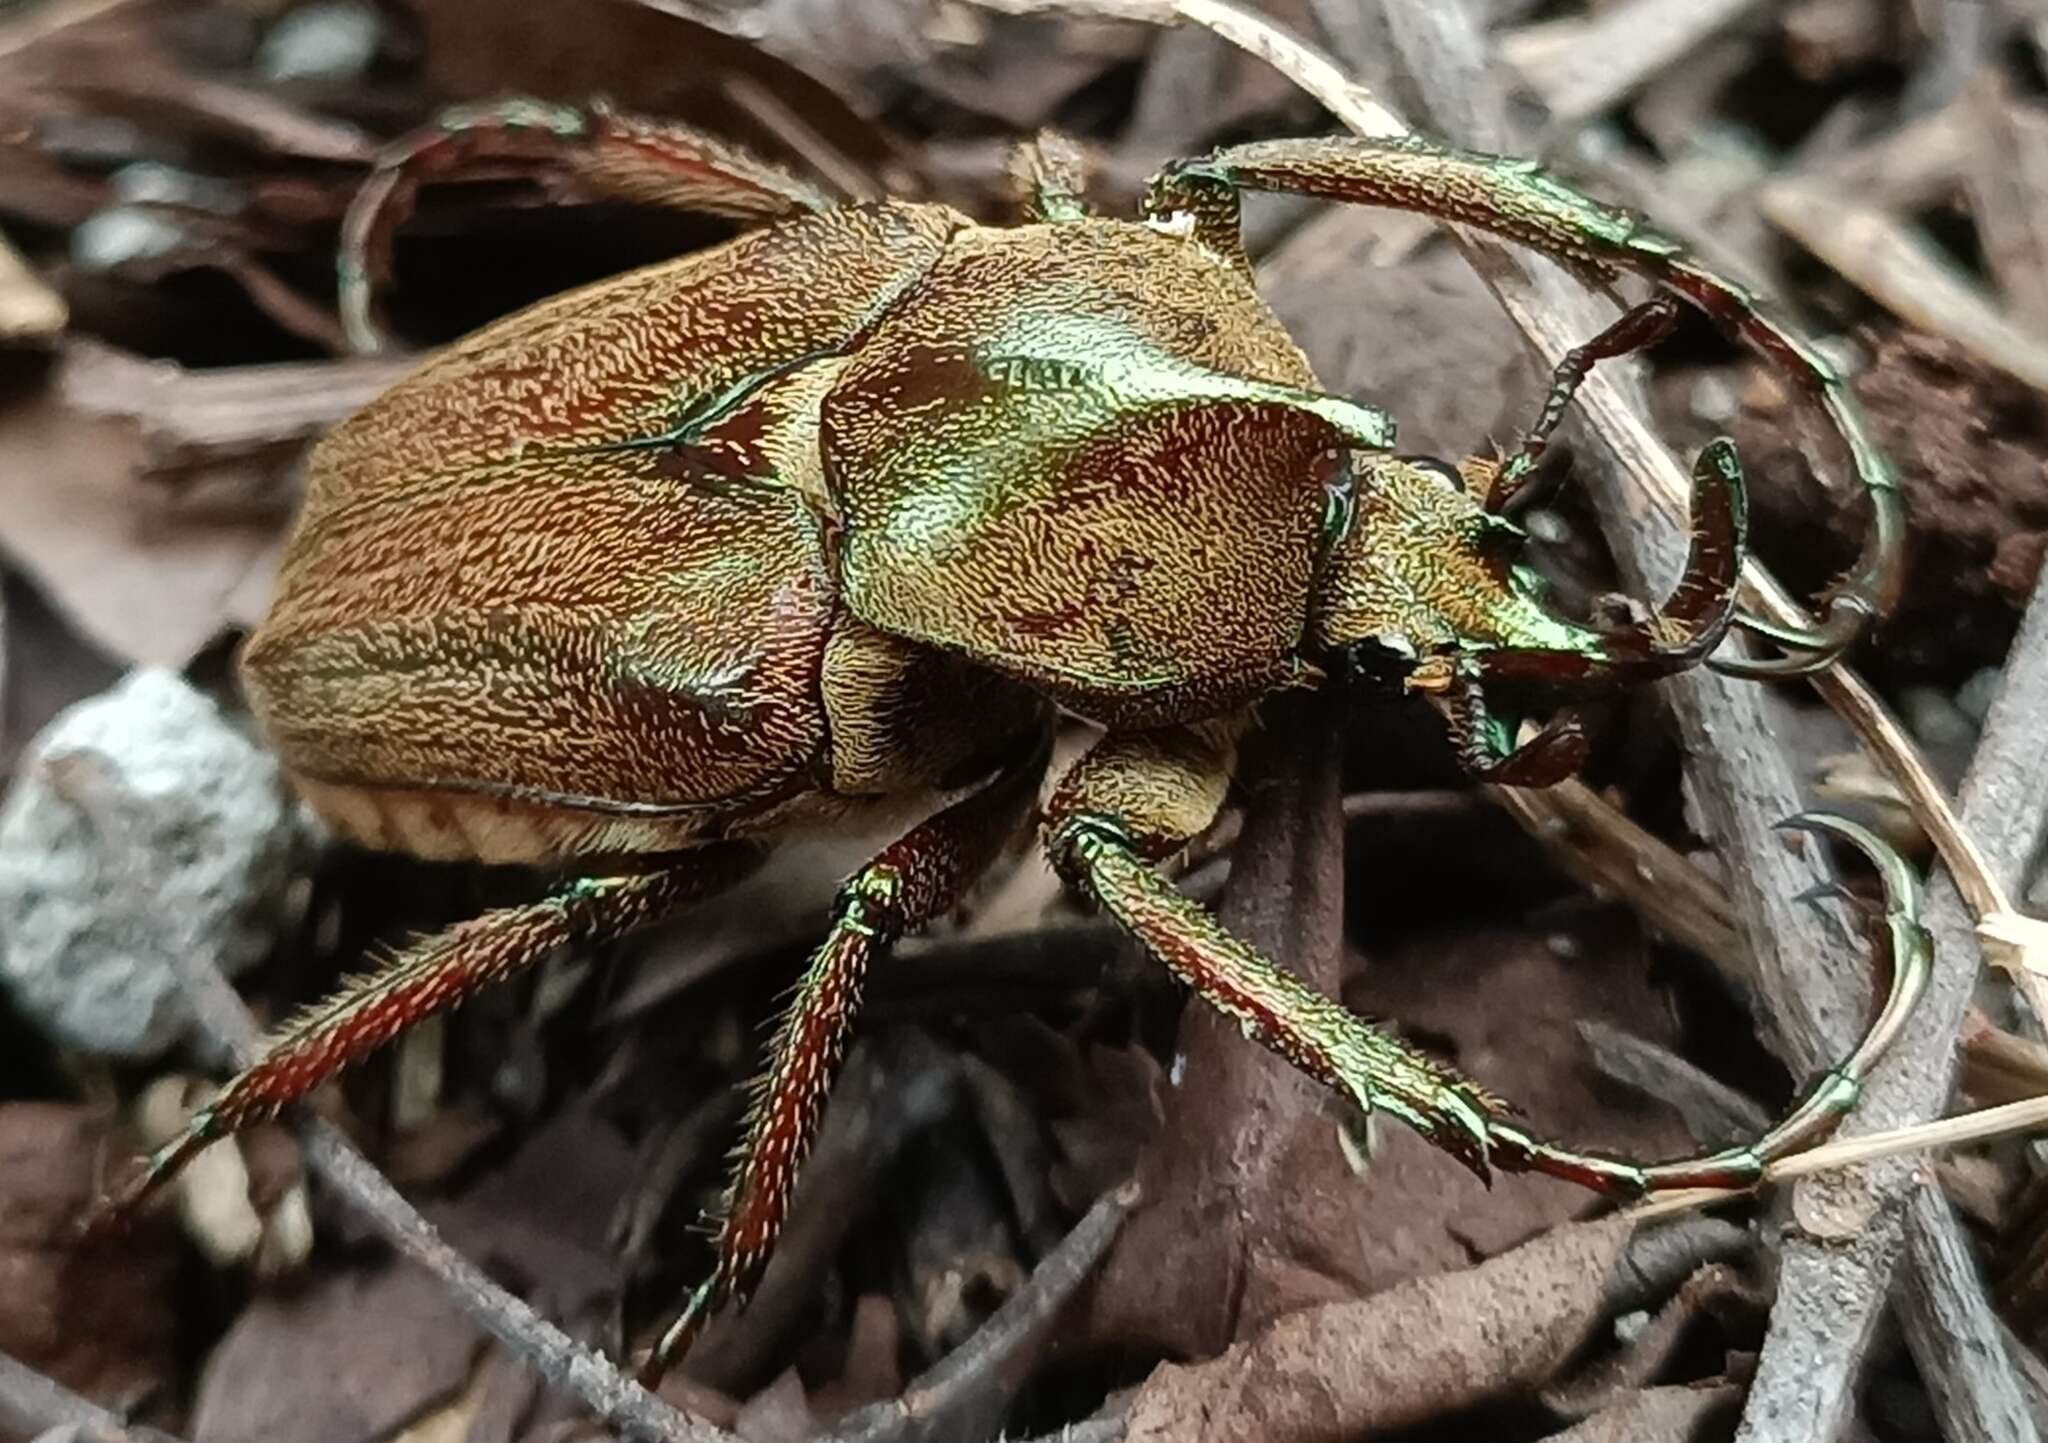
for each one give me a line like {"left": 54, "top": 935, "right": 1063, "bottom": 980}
{"left": 638, "top": 740, "right": 1049, "bottom": 1388}
{"left": 1146, "top": 135, "right": 1903, "bottom": 673}
{"left": 91, "top": 844, "right": 762, "bottom": 1232}
{"left": 342, "top": 99, "right": 837, "bottom": 352}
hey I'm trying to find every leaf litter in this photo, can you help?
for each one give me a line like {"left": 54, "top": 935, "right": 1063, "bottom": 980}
{"left": 0, "top": 2, "right": 2045, "bottom": 1442}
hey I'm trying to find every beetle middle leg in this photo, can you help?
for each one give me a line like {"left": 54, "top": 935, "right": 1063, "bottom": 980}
{"left": 342, "top": 99, "right": 836, "bottom": 352}
{"left": 639, "top": 738, "right": 1050, "bottom": 1387}
{"left": 1044, "top": 724, "right": 1931, "bottom": 1199}
{"left": 94, "top": 842, "right": 763, "bottom": 1228}
{"left": 1145, "top": 134, "right": 1904, "bottom": 676}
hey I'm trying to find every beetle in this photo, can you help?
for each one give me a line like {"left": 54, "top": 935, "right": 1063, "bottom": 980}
{"left": 103, "top": 98, "right": 1928, "bottom": 1387}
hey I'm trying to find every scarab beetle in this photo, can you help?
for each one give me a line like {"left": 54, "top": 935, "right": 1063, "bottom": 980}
{"left": 105, "top": 99, "right": 1926, "bottom": 1385}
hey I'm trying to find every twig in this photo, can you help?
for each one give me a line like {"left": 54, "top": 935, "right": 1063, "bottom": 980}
{"left": 1723, "top": 571, "right": 2048, "bottom": 1441}
{"left": 0, "top": 1347, "right": 188, "bottom": 1443}
{"left": 1495, "top": 0, "right": 1771, "bottom": 128}
{"left": 1630, "top": 1093, "right": 2048, "bottom": 1221}
{"left": 1756, "top": 171, "right": 2048, "bottom": 394}
{"left": 1961, "top": 72, "right": 2048, "bottom": 334}
{"left": 1490, "top": 778, "right": 1746, "bottom": 977}
{"left": 1118, "top": 1213, "right": 1752, "bottom": 1442}
{"left": 1578, "top": 1019, "right": 1770, "bottom": 1146}
{"left": 1878, "top": 568, "right": 2048, "bottom": 1443}
{"left": 828, "top": 1182, "right": 1137, "bottom": 1443}
{"left": 157, "top": 916, "right": 735, "bottom": 1443}
{"left": 0, "top": 0, "right": 138, "bottom": 63}
{"left": 57, "top": 339, "right": 412, "bottom": 485}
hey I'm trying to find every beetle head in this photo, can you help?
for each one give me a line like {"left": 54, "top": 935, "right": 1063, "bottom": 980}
{"left": 1311, "top": 439, "right": 1747, "bottom": 778}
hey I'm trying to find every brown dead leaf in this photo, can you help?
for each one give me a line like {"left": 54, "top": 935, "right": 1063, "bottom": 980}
{"left": 1339, "top": 910, "right": 1702, "bottom": 1271}
{"left": 431, "top": 1103, "right": 639, "bottom": 1323}
{"left": 0, "top": 1103, "right": 181, "bottom": 1423}
{"left": 410, "top": 0, "right": 896, "bottom": 184}
{"left": 731, "top": 1368, "right": 818, "bottom": 1443}
{"left": 189, "top": 1258, "right": 484, "bottom": 1443}
{"left": 0, "top": 384, "right": 281, "bottom": 666}
{"left": 1120, "top": 1213, "right": 1751, "bottom": 1443}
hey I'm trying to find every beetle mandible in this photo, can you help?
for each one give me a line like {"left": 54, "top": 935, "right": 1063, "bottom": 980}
{"left": 102, "top": 98, "right": 1929, "bottom": 1386}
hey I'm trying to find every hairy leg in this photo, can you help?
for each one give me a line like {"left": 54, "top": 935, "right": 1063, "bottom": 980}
{"left": 1145, "top": 134, "right": 1902, "bottom": 674}
{"left": 97, "top": 843, "right": 762, "bottom": 1225}
{"left": 639, "top": 741, "right": 1049, "bottom": 1386}
{"left": 342, "top": 99, "right": 836, "bottom": 352}
{"left": 1044, "top": 727, "right": 1930, "bottom": 1196}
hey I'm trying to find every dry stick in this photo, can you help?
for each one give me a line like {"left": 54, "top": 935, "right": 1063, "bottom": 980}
{"left": 1495, "top": 0, "right": 1772, "bottom": 128}
{"left": 827, "top": 1182, "right": 1137, "bottom": 1443}
{"left": 1631, "top": 1093, "right": 2048, "bottom": 1219}
{"left": 1870, "top": 573, "right": 2048, "bottom": 1443}
{"left": 0, "top": 1347, "right": 190, "bottom": 1443}
{"left": 1509, "top": 781, "right": 2048, "bottom": 1106}
{"left": 1755, "top": 171, "right": 2048, "bottom": 395}
{"left": 1492, "top": 778, "right": 1746, "bottom": 976}
{"left": 57, "top": 340, "right": 414, "bottom": 483}
{"left": 1555, "top": 409, "right": 2048, "bottom": 1440}
{"left": 160, "top": 940, "right": 736, "bottom": 1443}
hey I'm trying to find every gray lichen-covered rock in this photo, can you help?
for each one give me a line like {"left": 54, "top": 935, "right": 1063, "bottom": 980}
{"left": 0, "top": 668, "right": 302, "bottom": 1060}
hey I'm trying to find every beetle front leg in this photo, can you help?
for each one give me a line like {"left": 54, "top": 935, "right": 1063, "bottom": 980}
{"left": 1430, "top": 665, "right": 1590, "bottom": 787}
{"left": 1487, "top": 294, "right": 1680, "bottom": 512}
{"left": 94, "top": 844, "right": 762, "bottom": 1228}
{"left": 1487, "top": 814, "right": 1932, "bottom": 1195}
{"left": 1042, "top": 723, "right": 1501, "bottom": 1179}
{"left": 342, "top": 99, "right": 836, "bottom": 352}
{"left": 1146, "top": 135, "right": 1903, "bottom": 673}
{"left": 1046, "top": 732, "right": 1931, "bottom": 1201}
{"left": 639, "top": 741, "right": 1049, "bottom": 1388}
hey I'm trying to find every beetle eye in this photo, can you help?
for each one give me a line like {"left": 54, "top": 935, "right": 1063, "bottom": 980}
{"left": 1400, "top": 456, "right": 1465, "bottom": 492}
